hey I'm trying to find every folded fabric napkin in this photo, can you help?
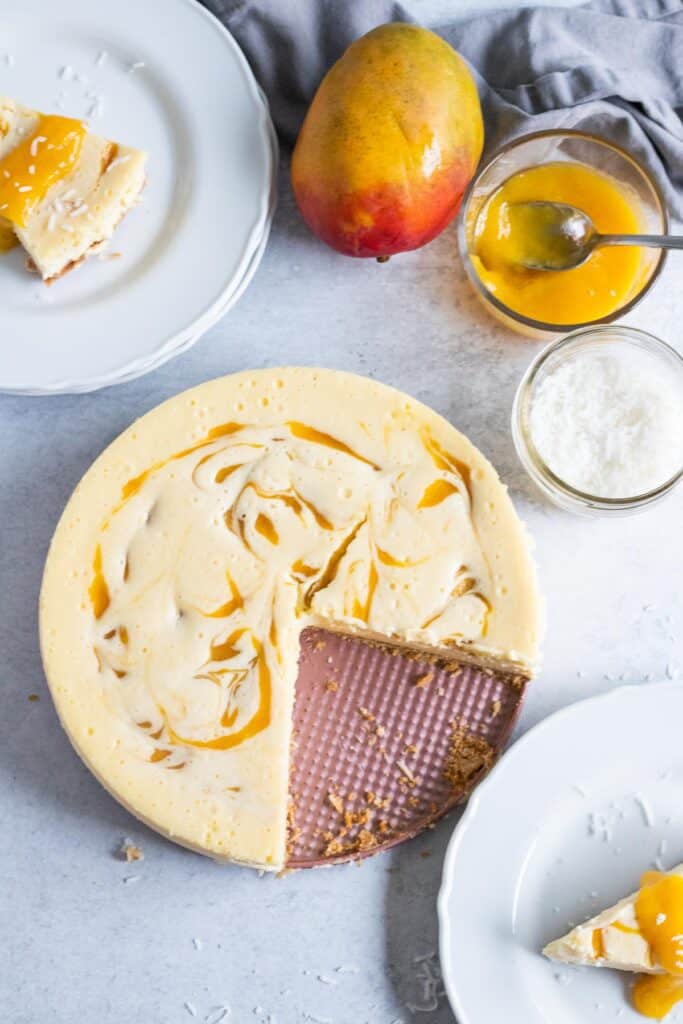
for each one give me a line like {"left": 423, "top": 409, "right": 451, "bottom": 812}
{"left": 203, "top": 0, "right": 683, "bottom": 219}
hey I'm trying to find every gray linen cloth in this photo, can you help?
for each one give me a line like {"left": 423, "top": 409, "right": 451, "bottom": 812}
{"left": 202, "top": 0, "right": 683, "bottom": 219}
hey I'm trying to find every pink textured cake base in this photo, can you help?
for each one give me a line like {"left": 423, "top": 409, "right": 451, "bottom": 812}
{"left": 287, "top": 627, "right": 527, "bottom": 868}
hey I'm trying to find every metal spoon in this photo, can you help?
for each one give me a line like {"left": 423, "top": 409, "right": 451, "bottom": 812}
{"left": 506, "top": 200, "right": 683, "bottom": 271}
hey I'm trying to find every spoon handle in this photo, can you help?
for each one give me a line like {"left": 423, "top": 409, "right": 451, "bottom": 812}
{"left": 597, "top": 234, "right": 683, "bottom": 250}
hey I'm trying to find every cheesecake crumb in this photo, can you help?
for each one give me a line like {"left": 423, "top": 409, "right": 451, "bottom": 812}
{"left": 286, "top": 800, "right": 302, "bottom": 849}
{"left": 365, "top": 791, "right": 390, "bottom": 810}
{"left": 120, "top": 840, "right": 143, "bottom": 862}
{"left": 323, "top": 836, "right": 345, "bottom": 857}
{"left": 356, "top": 829, "right": 377, "bottom": 851}
{"left": 443, "top": 724, "right": 494, "bottom": 790}
{"left": 489, "top": 698, "right": 502, "bottom": 719}
{"left": 414, "top": 671, "right": 434, "bottom": 688}
{"left": 344, "top": 808, "right": 371, "bottom": 829}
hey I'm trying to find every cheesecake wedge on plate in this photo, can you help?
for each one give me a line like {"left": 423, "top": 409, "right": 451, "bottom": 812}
{"left": 0, "top": 96, "right": 146, "bottom": 281}
{"left": 545, "top": 864, "right": 683, "bottom": 1019}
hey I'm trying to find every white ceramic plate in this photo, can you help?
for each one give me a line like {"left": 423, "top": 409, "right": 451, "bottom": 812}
{"left": 100, "top": 101, "right": 278, "bottom": 390}
{"left": 439, "top": 683, "right": 683, "bottom": 1024}
{"left": 0, "top": 0, "right": 276, "bottom": 394}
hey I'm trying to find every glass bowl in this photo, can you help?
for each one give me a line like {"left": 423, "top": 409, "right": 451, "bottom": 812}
{"left": 512, "top": 326, "right": 683, "bottom": 516}
{"left": 458, "top": 130, "right": 669, "bottom": 339}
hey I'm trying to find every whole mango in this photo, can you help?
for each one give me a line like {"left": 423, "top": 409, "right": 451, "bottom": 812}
{"left": 291, "top": 23, "right": 484, "bottom": 259}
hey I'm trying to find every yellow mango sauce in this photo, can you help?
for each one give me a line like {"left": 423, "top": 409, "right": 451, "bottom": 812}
{"left": 0, "top": 217, "right": 17, "bottom": 251}
{"left": 0, "top": 114, "right": 86, "bottom": 229}
{"left": 631, "top": 872, "right": 683, "bottom": 1020}
{"left": 471, "top": 162, "right": 645, "bottom": 325}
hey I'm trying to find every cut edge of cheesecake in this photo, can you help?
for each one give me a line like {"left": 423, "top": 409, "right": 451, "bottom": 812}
{"left": 543, "top": 864, "right": 683, "bottom": 975}
{"left": 311, "top": 616, "right": 533, "bottom": 681}
{"left": 18, "top": 137, "right": 147, "bottom": 283}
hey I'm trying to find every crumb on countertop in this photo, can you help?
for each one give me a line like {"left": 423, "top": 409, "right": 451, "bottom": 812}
{"left": 120, "top": 839, "right": 144, "bottom": 862}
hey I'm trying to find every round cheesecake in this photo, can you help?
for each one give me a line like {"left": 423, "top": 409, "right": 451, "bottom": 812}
{"left": 40, "top": 368, "right": 541, "bottom": 870}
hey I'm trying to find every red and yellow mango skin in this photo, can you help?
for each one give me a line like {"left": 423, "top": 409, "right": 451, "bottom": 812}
{"left": 291, "top": 23, "right": 484, "bottom": 259}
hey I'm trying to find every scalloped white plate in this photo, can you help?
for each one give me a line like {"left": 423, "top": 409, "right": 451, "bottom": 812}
{"left": 0, "top": 0, "right": 276, "bottom": 394}
{"left": 439, "top": 683, "right": 683, "bottom": 1024}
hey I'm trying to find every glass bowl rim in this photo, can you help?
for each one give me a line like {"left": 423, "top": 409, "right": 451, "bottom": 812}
{"left": 458, "top": 129, "right": 670, "bottom": 334}
{"left": 511, "top": 325, "right": 683, "bottom": 512}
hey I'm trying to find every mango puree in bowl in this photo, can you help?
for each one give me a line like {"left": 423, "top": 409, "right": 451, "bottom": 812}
{"left": 459, "top": 131, "right": 667, "bottom": 337}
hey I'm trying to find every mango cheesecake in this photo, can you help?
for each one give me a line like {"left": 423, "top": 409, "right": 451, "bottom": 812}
{"left": 40, "top": 368, "right": 541, "bottom": 870}
{"left": 545, "top": 865, "right": 683, "bottom": 1019}
{"left": 0, "top": 96, "right": 146, "bottom": 280}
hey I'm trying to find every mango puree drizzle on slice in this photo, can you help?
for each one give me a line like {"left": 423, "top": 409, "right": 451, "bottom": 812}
{"left": 632, "top": 873, "right": 683, "bottom": 1019}
{"left": 0, "top": 114, "right": 86, "bottom": 227}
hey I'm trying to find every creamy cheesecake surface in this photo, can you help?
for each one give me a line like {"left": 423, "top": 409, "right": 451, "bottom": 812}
{"left": 0, "top": 96, "right": 146, "bottom": 280}
{"left": 544, "top": 885, "right": 663, "bottom": 973}
{"left": 40, "top": 369, "right": 541, "bottom": 870}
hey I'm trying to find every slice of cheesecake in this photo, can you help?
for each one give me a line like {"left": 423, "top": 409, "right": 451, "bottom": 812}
{"left": 0, "top": 97, "right": 146, "bottom": 281}
{"left": 545, "top": 864, "right": 683, "bottom": 1019}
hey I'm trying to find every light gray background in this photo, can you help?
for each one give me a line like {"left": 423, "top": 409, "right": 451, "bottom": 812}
{"left": 1, "top": 153, "right": 682, "bottom": 1021}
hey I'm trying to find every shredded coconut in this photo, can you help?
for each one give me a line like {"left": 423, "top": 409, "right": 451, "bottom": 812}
{"left": 407, "top": 952, "right": 444, "bottom": 1013}
{"left": 105, "top": 154, "right": 131, "bottom": 173}
{"left": 635, "top": 794, "right": 655, "bottom": 828}
{"left": 204, "top": 1007, "right": 230, "bottom": 1023}
{"left": 528, "top": 348, "right": 683, "bottom": 498}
